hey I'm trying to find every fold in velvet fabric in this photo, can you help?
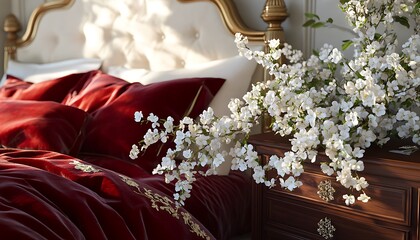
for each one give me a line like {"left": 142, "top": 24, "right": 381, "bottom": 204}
{"left": 81, "top": 153, "right": 252, "bottom": 240}
{"left": 0, "top": 100, "right": 89, "bottom": 155}
{"left": 0, "top": 149, "right": 215, "bottom": 240}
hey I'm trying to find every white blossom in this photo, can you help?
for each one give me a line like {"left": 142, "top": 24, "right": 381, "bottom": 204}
{"left": 129, "top": 144, "right": 139, "bottom": 159}
{"left": 280, "top": 176, "right": 303, "bottom": 191}
{"left": 357, "top": 193, "right": 371, "bottom": 203}
{"left": 131, "top": 1, "right": 419, "bottom": 206}
{"left": 134, "top": 111, "right": 143, "bottom": 122}
{"left": 343, "top": 194, "right": 355, "bottom": 206}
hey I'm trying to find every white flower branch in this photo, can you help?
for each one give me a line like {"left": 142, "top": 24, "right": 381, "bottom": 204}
{"left": 131, "top": 0, "right": 419, "bottom": 207}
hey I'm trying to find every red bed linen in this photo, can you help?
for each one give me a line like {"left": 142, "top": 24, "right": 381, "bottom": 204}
{"left": 0, "top": 148, "right": 214, "bottom": 240}
{"left": 0, "top": 72, "right": 94, "bottom": 102}
{"left": 0, "top": 100, "right": 89, "bottom": 155}
{"left": 0, "top": 71, "right": 251, "bottom": 239}
{"left": 81, "top": 153, "right": 252, "bottom": 240}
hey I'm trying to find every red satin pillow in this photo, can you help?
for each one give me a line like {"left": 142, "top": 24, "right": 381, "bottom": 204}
{"left": 0, "top": 100, "right": 89, "bottom": 155}
{"left": 0, "top": 71, "right": 95, "bottom": 102}
{"left": 62, "top": 71, "right": 130, "bottom": 112}
{"left": 73, "top": 72, "right": 225, "bottom": 172}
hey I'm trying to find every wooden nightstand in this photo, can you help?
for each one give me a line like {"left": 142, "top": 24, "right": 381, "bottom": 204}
{"left": 249, "top": 132, "right": 420, "bottom": 240}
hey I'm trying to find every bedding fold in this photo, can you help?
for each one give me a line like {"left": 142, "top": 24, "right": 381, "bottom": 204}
{"left": 0, "top": 71, "right": 251, "bottom": 240}
{"left": 0, "top": 148, "right": 215, "bottom": 240}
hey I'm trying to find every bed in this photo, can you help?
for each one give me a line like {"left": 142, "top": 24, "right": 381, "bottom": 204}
{"left": 0, "top": 0, "right": 288, "bottom": 239}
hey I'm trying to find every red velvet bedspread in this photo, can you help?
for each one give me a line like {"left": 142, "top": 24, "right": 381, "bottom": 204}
{"left": 0, "top": 149, "right": 251, "bottom": 239}
{"left": 0, "top": 148, "right": 213, "bottom": 239}
{"left": 82, "top": 154, "right": 252, "bottom": 240}
{"left": 0, "top": 71, "right": 251, "bottom": 239}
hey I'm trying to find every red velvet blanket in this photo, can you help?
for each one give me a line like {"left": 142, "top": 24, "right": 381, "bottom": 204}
{"left": 0, "top": 148, "right": 214, "bottom": 240}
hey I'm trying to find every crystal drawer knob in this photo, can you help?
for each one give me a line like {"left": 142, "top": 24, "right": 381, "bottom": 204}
{"left": 317, "top": 217, "right": 336, "bottom": 239}
{"left": 317, "top": 179, "right": 335, "bottom": 202}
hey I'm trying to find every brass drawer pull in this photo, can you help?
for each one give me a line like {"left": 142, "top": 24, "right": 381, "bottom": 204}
{"left": 317, "top": 217, "right": 336, "bottom": 239}
{"left": 317, "top": 179, "right": 335, "bottom": 202}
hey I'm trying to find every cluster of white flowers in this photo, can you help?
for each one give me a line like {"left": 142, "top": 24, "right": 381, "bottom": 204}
{"left": 131, "top": 0, "right": 419, "bottom": 206}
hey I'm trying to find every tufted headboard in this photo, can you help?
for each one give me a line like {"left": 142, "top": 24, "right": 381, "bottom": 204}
{"left": 3, "top": 0, "right": 288, "bottom": 73}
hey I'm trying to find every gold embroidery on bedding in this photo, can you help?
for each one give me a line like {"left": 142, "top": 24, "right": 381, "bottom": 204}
{"left": 69, "top": 161, "right": 211, "bottom": 239}
{"left": 143, "top": 188, "right": 210, "bottom": 240}
{"left": 118, "top": 174, "right": 210, "bottom": 239}
{"left": 181, "top": 212, "right": 211, "bottom": 240}
{"left": 66, "top": 168, "right": 210, "bottom": 240}
{"left": 70, "top": 160, "right": 101, "bottom": 173}
{"left": 119, "top": 174, "right": 141, "bottom": 192}
{"left": 143, "top": 188, "right": 180, "bottom": 218}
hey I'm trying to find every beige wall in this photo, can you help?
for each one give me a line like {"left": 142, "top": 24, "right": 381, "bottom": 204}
{"left": 0, "top": 0, "right": 12, "bottom": 76}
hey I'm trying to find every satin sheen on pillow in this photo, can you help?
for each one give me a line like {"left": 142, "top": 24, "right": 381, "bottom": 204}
{"left": 0, "top": 100, "right": 89, "bottom": 155}
{"left": 1, "top": 58, "right": 102, "bottom": 85}
{"left": 62, "top": 71, "right": 131, "bottom": 113}
{"left": 107, "top": 55, "right": 257, "bottom": 117}
{"left": 0, "top": 71, "right": 96, "bottom": 102}
{"left": 70, "top": 72, "right": 225, "bottom": 173}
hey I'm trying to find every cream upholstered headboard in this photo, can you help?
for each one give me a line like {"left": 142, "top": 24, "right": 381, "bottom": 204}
{"left": 3, "top": 0, "right": 288, "bottom": 73}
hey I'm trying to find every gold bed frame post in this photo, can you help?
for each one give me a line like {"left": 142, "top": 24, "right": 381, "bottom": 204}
{"left": 3, "top": 14, "right": 20, "bottom": 72}
{"left": 261, "top": 0, "right": 288, "bottom": 132}
{"left": 2, "top": 0, "right": 74, "bottom": 72}
{"left": 262, "top": 0, "right": 288, "bottom": 50}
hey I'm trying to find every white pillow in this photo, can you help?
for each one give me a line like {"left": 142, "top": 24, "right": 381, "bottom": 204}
{"left": 3, "top": 58, "right": 102, "bottom": 84}
{"left": 108, "top": 55, "right": 258, "bottom": 117}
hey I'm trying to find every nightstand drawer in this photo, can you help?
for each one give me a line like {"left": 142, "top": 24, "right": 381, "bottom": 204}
{"left": 266, "top": 169, "right": 411, "bottom": 225}
{"left": 250, "top": 132, "right": 420, "bottom": 240}
{"left": 263, "top": 194, "right": 410, "bottom": 240}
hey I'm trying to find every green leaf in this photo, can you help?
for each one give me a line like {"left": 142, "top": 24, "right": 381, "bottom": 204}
{"left": 311, "top": 22, "right": 325, "bottom": 28}
{"left": 340, "top": 0, "right": 350, "bottom": 4}
{"left": 341, "top": 40, "right": 353, "bottom": 51}
{"left": 413, "top": 1, "right": 420, "bottom": 15}
{"left": 327, "top": 63, "right": 335, "bottom": 70}
{"left": 400, "top": 61, "right": 410, "bottom": 71}
{"left": 305, "top": 13, "right": 320, "bottom": 20}
{"left": 326, "top": 18, "right": 334, "bottom": 24}
{"left": 394, "top": 16, "right": 410, "bottom": 28}
{"left": 312, "top": 49, "right": 320, "bottom": 57}
{"left": 303, "top": 19, "right": 316, "bottom": 27}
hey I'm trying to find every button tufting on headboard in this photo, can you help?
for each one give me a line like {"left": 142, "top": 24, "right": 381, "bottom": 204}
{"left": 14, "top": 0, "right": 258, "bottom": 72}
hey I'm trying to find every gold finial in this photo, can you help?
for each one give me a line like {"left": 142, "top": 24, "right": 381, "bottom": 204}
{"left": 261, "top": 0, "right": 288, "bottom": 44}
{"left": 3, "top": 14, "right": 21, "bottom": 43}
{"left": 4, "top": 14, "right": 21, "bottom": 70}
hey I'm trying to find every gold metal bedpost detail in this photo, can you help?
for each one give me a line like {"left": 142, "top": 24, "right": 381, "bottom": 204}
{"left": 18, "top": 0, "right": 74, "bottom": 48}
{"left": 2, "top": 0, "right": 74, "bottom": 72}
{"left": 261, "top": 0, "right": 288, "bottom": 132}
{"left": 3, "top": 14, "right": 21, "bottom": 72}
{"left": 262, "top": 0, "right": 288, "bottom": 48}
